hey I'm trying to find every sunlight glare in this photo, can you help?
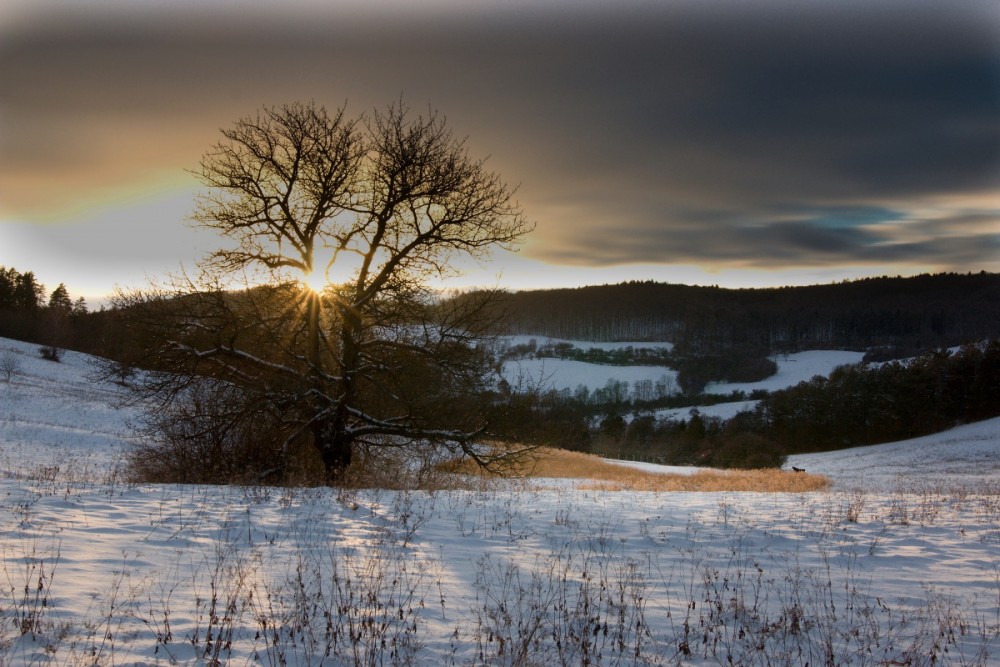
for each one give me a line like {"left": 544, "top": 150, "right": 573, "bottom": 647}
{"left": 302, "top": 270, "right": 328, "bottom": 295}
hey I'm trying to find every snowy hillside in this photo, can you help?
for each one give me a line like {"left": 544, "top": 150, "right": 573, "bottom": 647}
{"left": 788, "top": 417, "right": 1000, "bottom": 490}
{"left": 0, "top": 337, "right": 138, "bottom": 477}
{"left": 501, "top": 341, "right": 872, "bottom": 430}
{"left": 502, "top": 356, "right": 678, "bottom": 393}
{"left": 0, "top": 336, "right": 998, "bottom": 665}
{"left": 1, "top": 334, "right": 997, "bottom": 490}
{"left": 503, "top": 335, "right": 674, "bottom": 352}
{"left": 706, "top": 349, "right": 866, "bottom": 394}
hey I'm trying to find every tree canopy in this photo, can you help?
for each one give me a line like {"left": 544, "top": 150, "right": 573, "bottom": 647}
{"left": 114, "top": 101, "right": 533, "bottom": 484}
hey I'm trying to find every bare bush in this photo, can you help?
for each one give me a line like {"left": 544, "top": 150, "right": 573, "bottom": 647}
{"left": 125, "top": 380, "right": 323, "bottom": 485}
{"left": 0, "top": 349, "right": 20, "bottom": 382}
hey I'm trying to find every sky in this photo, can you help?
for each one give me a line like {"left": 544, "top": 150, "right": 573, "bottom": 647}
{"left": 2, "top": 0, "right": 999, "bottom": 303}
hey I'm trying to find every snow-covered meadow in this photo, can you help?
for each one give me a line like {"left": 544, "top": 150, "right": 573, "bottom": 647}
{"left": 500, "top": 338, "right": 861, "bottom": 398}
{"left": 500, "top": 338, "right": 868, "bottom": 424}
{"left": 0, "top": 336, "right": 998, "bottom": 665}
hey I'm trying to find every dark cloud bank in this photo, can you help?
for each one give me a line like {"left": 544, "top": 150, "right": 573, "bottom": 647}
{"left": 2, "top": 0, "right": 998, "bottom": 275}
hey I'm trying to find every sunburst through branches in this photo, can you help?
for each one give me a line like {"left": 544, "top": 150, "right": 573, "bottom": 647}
{"left": 112, "top": 99, "right": 534, "bottom": 484}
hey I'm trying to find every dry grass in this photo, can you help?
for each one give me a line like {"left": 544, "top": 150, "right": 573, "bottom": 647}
{"left": 447, "top": 446, "right": 830, "bottom": 493}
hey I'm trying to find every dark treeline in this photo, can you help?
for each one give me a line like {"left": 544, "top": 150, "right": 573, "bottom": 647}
{"left": 0, "top": 266, "right": 47, "bottom": 341}
{"left": 471, "top": 272, "right": 1000, "bottom": 356}
{"left": 501, "top": 338, "right": 675, "bottom": 366}
{"left": 0, "top": 265, "right": 117, "bottom": 360}
{"left": 759, "top": 341, "right": 1000, "bottom": 453}
{"left": 490, "top": 341, "right": 1000, "bottom": 469}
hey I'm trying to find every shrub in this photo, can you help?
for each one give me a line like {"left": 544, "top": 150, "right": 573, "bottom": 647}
{"left": 0, "top": 349, "right": 20, "bottom": 382}
{"left": 125, "top": 381, "right": 322, "bottom": 485}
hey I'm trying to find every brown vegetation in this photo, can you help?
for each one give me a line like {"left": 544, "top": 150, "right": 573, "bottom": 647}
{"left": 444, "top": 445, "right": 830, "bottom": 492}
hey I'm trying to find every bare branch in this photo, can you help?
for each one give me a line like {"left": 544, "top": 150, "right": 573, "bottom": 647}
{"left": 124, "top": 99, "right": 532, "bottom": 484}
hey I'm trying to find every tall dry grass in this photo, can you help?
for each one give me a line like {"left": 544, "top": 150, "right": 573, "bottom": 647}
{"left": 447, "top": 446, "right": 830, "bottom": 492}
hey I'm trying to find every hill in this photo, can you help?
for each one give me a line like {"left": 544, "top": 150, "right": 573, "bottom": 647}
{"left": 469, "top": 272, "right": 1000, "bottom": 356}
{"left": 3, "top": 334, "right": 998, "bottom": 486}
{"left": 0, "top": 335, "right": 998, "bottom": 664}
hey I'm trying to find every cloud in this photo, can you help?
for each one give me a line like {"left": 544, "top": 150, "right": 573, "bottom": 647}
{"left": 1, "top": 0, "right": 998, "bottom": 287}
{"left": 537, "top": 204, "right": 1000, "bottom": 273}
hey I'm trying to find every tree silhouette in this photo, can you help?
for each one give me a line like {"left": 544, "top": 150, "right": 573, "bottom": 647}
{"left": 48, "top": 283, "right": 72, "bottom": 312}
{"left": 115, "top": 101, "right": 533, "bottom": 483}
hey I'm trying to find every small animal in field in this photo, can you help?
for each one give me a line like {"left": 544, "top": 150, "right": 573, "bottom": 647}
{"left": 791, "top": 466, "right": 805, "bottom": 473}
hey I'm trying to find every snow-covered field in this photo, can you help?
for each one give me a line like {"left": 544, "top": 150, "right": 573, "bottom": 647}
{"left": 502, "top": 356, "right": 678, "bottom": 394}
{"left": 503, "top": 335, "right": 675, "bottom": 352}
{"left": 501, "top": 342, "right": 867, "bottom": 426}
{"left": 651, "top": 350, "right": 869, "bottom": 423}
{"left": 707, "top": 350, "right": 866, "bottom": 395}
{"left": 0, "top": 336, "right": 998, "bottom": 665}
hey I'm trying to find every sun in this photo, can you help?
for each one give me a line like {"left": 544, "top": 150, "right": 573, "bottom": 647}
{"left": 302, "top": 269, "right": 328, "bottom": 295}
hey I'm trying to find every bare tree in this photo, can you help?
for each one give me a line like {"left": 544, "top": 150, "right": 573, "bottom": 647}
{"left": 114, "top": 101, "right": 533, "bottom": 483}
{"left": 0, "top": 349, "right": 20, "bottom": 382}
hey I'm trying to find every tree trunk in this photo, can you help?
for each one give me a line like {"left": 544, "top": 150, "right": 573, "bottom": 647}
{"left": 315, "top": 419, "right": 352, "bottom": 482}
{"left": 304, "top": 292, "right": 354, "bottom": 482}
{"left": 317, "top": 301, "right": 363, "bottom": 483}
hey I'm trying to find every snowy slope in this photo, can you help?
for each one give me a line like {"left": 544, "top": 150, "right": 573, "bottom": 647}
{"left": 787, "top": 416, "right": 1000, "bottom": 490}
{"left": 0, "top": 337, "right": 137, "bottom": 478}
{"left": 503, "top": 345, "right": 867, "bottom": 425}
{"left": 501, "top": 356, "right": 678, "bottom": 393}
{"left": 504, "top": 335, "right": 674, "bottom": 352}
{"left": 0, "top": 336, "right": 997, "bottom": 665}
{"left": 1, "top": 335, "right": 996, "bottom": 489}
{"left": 707, "top": 349, "right": 866, "bottom": 394}
{"left": 651, "top": 350, "right": 868, "bottom": 421}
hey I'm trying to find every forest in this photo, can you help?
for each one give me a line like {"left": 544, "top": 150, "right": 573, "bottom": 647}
{"left": 474, "top": 272, "right": 1000, "bottom": 467}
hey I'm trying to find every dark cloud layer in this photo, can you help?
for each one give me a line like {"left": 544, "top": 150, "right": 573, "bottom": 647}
{"left": 2, "top": 0, "right": 998, "bottom": 279}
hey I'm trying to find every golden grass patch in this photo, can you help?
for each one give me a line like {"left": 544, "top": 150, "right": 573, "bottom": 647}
{"left": 446, "top": 446, "right": 830, "bottom": 493}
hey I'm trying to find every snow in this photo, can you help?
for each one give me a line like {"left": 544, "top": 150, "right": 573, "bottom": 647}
{"left": 500, "top": 344, "right": 863, "bottom": 397}
{"left": 650, "top": 350, "right": 869, "bottom": 422}
{"left": 0, "top": 336, "right": 998, "bottom": 665}
{"left": 787, "top": 417, "right": 1000, "bottom": 491}
{"left": 499, "top": 336, "right": 680, "bottom": 394}
{"left": 502, "top": 347, "right": 866, "bottom": 425}
{"left": 706, "top": 349, "right": 867, "bottom": 395}
{"left": 503, "top": 335, "right": 675, "bottom": 352}
{"left": 501, "top": 357, "right": 678, "bottom": 393}
{"left": 0, "top": 337, "right": 135, "bottom": 477}
{"left": 654, "top": 399, "right": 760, "bottom": 422}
